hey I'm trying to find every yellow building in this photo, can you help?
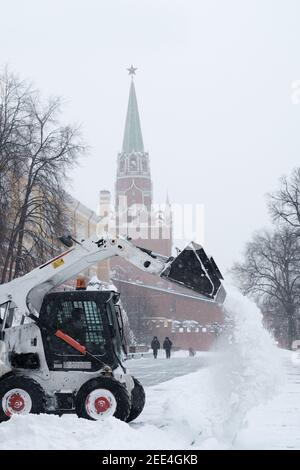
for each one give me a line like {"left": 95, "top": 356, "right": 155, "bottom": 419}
{"left": 67, "top": 191, "right": 112, "bottom": 282}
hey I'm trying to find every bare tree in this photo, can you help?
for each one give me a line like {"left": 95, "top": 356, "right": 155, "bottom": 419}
{"left": 260, "top": 295, "right": 290, "bottom": 348}
{"left": 268, "top": 168, "right": 300, "bottom": 228}
{"left": 0, "top": 68, "right": 86, "bottom": 282}
{"left": 0, "top": 68, "right": 31, "bottom": 267}
{"left": 231, "top": 227, "right": 300, "bottom": 348}
{"left": 0, "top": 68, "right": 30, "bottom": 175}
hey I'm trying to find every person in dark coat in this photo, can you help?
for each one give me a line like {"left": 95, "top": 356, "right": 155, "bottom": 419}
{"left": 151, "top": 336, "right": 160, "bottom": 358}
{"left": 163, "top": 337, "right": 173, "bottom": 358}
{"left": 61, "top": 308, "right": 86, "bottom": 345}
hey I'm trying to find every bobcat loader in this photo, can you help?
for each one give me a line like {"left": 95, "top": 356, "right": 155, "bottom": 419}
{"left": 0, "top": 235, "right": 225, "bottom": 422}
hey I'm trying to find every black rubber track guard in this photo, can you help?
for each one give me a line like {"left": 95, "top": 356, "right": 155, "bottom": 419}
{"left": 126, "top": 376, "right": 145, "bottom": 423}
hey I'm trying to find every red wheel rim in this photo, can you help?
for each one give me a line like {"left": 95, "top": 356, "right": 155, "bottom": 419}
{"left": 2, "top": 388, "right": 32, "bottom": 416}
{"left": 94, "top": 396, "right": 110, "bottom": 414}
{"left": 8, "top": 393, "right": 25, "bottom": 412}
{"left": 84, "top": 388, "right": 117, "bottom": 419}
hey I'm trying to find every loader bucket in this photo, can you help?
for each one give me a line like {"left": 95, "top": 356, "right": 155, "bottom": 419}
{"left": 161, "top": 242, "right": 226, "bottom": 303}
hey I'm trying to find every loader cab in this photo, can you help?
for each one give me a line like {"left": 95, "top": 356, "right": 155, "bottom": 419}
{"left": 39, "top": 290, "right": 126, "bottom": 372}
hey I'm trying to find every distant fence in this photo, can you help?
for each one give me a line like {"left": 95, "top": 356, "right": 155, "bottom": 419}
{"left": 125, "top": 345, "right": 186, "bottom": 360}
{"left": 125, "top": 351, "right": 153, "bottom": 360}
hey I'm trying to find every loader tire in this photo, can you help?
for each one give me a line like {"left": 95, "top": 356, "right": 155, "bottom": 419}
{"left": 126, "top": 376, "right": 145, "bottom": 422}
{"left": 0, "top": 375, "right": 46, "bottom": 423}
{"left": 75, "top": 376, "right": 130, "bottom": 421}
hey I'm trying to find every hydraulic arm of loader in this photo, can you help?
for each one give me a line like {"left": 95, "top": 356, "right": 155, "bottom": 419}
{"left": 0, "top": 235, "right": 226, "bottom": 322}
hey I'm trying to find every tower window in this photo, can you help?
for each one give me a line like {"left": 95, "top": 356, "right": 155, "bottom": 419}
{"left": 119, "top": 158, "right": 125, "bottom": 172}
{"left": 129, "top": 156, "right": 138, "bottom": 171}
{"left": 141, "top": 158, "right": 148, "bottom": 172}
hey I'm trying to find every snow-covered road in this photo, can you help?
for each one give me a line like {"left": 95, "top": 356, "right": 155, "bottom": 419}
{"left": 126, "top": 351, "right": 213, "bottom": 386}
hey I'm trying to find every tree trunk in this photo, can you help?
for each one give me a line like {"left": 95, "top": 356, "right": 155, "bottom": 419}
{"left": 1, "top": 229, "right": 18, "bottom": 283}
{"left": 12, "top": 166, "right": 34, "bottom": 279}
{"left": 286, "top": 304, "right": 298, "bottom": 349}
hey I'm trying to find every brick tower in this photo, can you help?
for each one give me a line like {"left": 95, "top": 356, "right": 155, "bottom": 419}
{"left": 110, "top": 68, "right": 223, "bottom": 347}
{"left": 115, "top": 68, "right": 172, "bottom": 262}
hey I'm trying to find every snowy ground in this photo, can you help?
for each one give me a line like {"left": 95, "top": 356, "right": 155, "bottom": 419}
{"left": 0, "top": 349, "right": 299, "bottom": 450}
{"left": 0, "top": 287, "right": 299, "bottom": 450}
{"left": 235, "top": 350, "right": 300, "bottom": 449}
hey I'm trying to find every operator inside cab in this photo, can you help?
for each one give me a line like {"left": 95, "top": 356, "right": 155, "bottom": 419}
{"left": 61, "top": 307, "right": 86, "bottom": 345}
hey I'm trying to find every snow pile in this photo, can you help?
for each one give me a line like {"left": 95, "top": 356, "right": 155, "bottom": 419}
{"left": 129, "top": 285, "right": 283, "bottom": 450}
{"left": 0, "top": 414, "right": 177, "bottom": 450}
{"left": 0, "top": 367, "right": 222, "bottom": 450}
{"left": 196, "top": 284, "right": 283, "bottom": 446}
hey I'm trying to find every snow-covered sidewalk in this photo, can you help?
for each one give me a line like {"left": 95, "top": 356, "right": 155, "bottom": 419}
{"left": 235, "top": 350, "right": 300, "bottom": 449}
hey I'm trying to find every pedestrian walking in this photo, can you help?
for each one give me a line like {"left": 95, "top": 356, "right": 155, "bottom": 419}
{"left": 188, "top": 347, "right": 195, "bottom": 357}
{"left": 163, "top": 336, "right": 172, "bottom": 359}
{"left": 151, "top": 336, "right": 160, "bottom": 359}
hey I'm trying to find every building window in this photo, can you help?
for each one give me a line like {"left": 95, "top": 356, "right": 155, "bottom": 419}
{"left": 129, "top": 156, "right": 138, "bottom": 171}
{"left": 141, "top": 158, "right": 147, "bottom": 172}
{"left": 119, "top": 158, "right": 125, "bottom": 172}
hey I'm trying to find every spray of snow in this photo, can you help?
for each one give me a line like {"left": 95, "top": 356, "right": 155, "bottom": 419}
{"left": 129, "top": 284, "right": 284, "bottom": 449}
{"left": 191, "top": 284, "right": 283, "bottom": 447}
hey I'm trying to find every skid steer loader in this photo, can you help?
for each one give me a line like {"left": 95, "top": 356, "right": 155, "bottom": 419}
{"left": 0, "top": 235, "right": 225, "bottom": 423}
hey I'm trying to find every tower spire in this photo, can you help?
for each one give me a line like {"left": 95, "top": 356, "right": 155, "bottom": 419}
{"left": 122, "top": 68, "right": 144, "bottom": 154}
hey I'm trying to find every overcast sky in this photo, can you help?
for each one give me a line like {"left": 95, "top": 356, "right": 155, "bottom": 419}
{"left": 1, "top": 0, "right": 300, "bottom": 273}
